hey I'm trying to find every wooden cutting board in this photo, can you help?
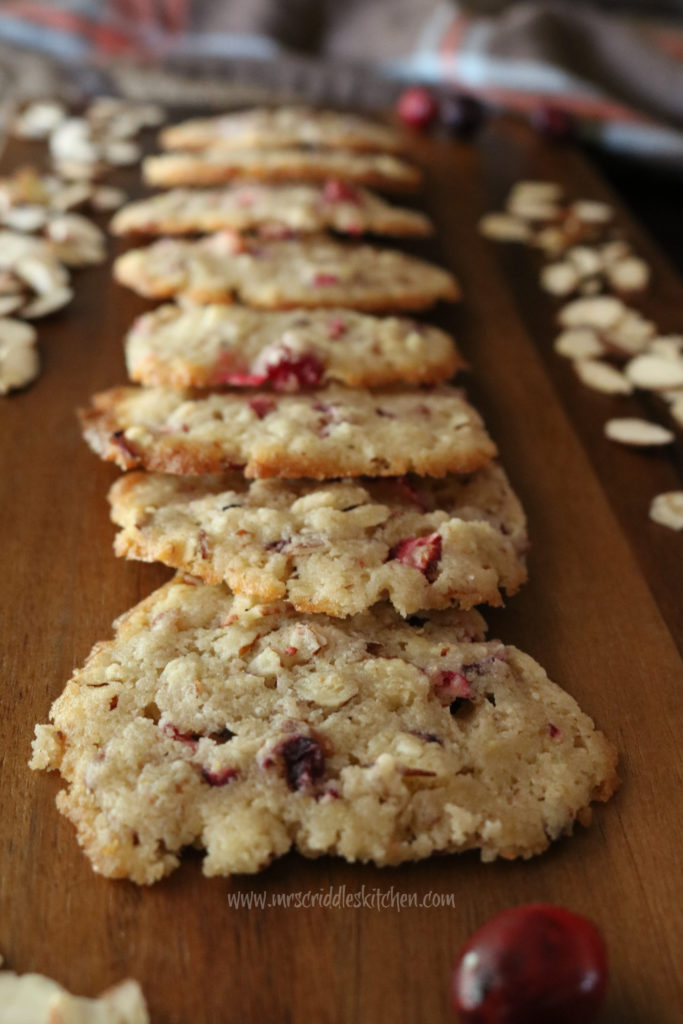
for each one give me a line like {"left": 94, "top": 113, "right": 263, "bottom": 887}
{"left": 0, "top": 114, "right": 681, "bottom": 1024}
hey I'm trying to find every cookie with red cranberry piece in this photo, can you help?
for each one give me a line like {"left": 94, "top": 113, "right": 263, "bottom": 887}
{"left": 124, "top": 304, "right": 460, "bottom": 390}
{"left": 31, "top": 575, "right": 617, "bottom": 883}
{"left": 79, "top": 384, "right": 497, "bottom": 479}
{"left": 111, "top": 182, "right": 431, "bottom": 237}
{"left": 159, "top": 106, "right": 409, "bottom": 154}
{"left": 144, "top": 149, "right": 420, "bottom": 191}
{"left": 108, "top": 463, "right": 527, "bottom": 615}
{"left": 113, "top": 233, "right": 459, "bottom": 310}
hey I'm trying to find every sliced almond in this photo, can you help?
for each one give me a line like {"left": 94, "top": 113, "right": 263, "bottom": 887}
{"left": 0, "top": 294, "right": 26, "bottom": 316}
{"left": 47, "top": 213, "right": 106, "bottom": 249}
{"left": 103, "top": 140, "right": 141, "bottom": 167}
{"left": 15, "top": 254, "right": 69, "bottom": 295}
{"left": 22, "top": 285, "right": 73, "bottom": 318}
{"left": 625, "top": 353, "right": 683, "bottom": 391}
{"left": 540, "top": 261, "right": 579, "bottom": 296}
{"left": 602, "top": 310, "right": 656, "bottom": 357}
{"left": 0, "top": 317, "right": 39, "bottom": 393}
{"left": 606, "top": 256, "right": 650, "bottom": 293}
{"left": 670, "top": 397, "right": 683, "bottom": 428}
{"left": 648, "top": 335, "right": 683, "bottom": 360}
{"left": 566, "top": 245, "right": 603, "bottom": 279}
{"left": 508, "top": 181, "right": 563, "bottom": 203}
{"left": 92, "top": 186, "right": 127, "bottom": 211}
{"left": 12, "top": 100, "right": 66, "bottom": 139}
{"left": 559, "top": 295, "right": 626, "bottom": 330}
{"left": 51, "top": 182, "right": 94, "bottom": 212}
{"left": 532, "top": 225, "right": 568, "bottom": 256}
{"left": 478, "top": 212, "right": 531, "bottom": 243}
{"left": 604, "top": 417, "right": 674, "bottom": 446}
{"left": 1, "top": 205, "right": 49, "bottom": 232}
{"left": 554, "top": 327, "right": 605, "bottom": 360}
{"left": 570, "top": 199, "right": 613, "bottom": 224}
{"left": 507, "top": 197, "right": 561, "bottom": 222}
{"left": 50, "top": 117, "right": 99, "bottom": 165}
{"left": 600, "top": 240, "right": 631, "bottom": 265}
{"left": 649, "top": 491, "right": 683, "bottom": 530}
{"left": 574, "top": 359, "right": 633, "bottom": 394}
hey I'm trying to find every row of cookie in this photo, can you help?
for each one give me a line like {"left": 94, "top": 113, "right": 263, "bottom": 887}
{"left": 32, "top": 106, "right": 617, "bottom": 883}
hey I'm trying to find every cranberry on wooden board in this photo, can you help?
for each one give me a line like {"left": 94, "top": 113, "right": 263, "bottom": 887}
{"left": 451, "top": 904, "right": 608, "bottom": 1024}
{"left": 530, "top": 105, "right": 576, "bottom": 143}
{"left": 396, "top": 87, "right": 439, "bottom": 131}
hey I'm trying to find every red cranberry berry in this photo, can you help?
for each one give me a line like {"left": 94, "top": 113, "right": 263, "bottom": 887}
{"left": 248, "top": 395, "right": 276, "bottom": 419}
{"left": 388, "top": 532, "right": 442, "bottom": 582}
{"left": 322, "top": 178, "right": 360, "bottom": 204}
{"left": 396, "top": 86, "right": 439, "bottom": 132}
{"left": 451, "top": 903, "right": 608, "bottom": 1024}
{"left": 440, "top": 94, "right": 485, "bottom": 138}
{"left": 530, "top": 105, "right": 575, "bottom": 143}
{"left": 277, "top": 735, "right": 325, "bottom": 792}
{"left": 266, "top": 353, "right": 324, "bottom": 391}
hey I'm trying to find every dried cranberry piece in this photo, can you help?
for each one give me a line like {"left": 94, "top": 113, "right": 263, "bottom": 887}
{"left": 201, "top": 766, "right": 237, "bottom": 787}
{"left": 248, "top": 395, "right": 276, "bottom": 419}
{"left": 322, "top": 178, "right": 361, "bottom": 204}
{"left": 162, "top": 723, "right": 201, "bottom": 747}
{"left": 276, "top": 735, "right": 325, "bottom": 792}
{"left": 548, "top": 722, "right": 561, "bottom": 739}
{"left": 396, "top": 86, "right": 439, "bottom": 131}
{"left": 326, "top": 316, "right": 347, "bottom": 340}
{"left": 388, "top": 532, "right": 442, "bottom": 582}
{"left": 451, "top": 904, "right": 608, "bottom": 1024}
{"left": 265, "top": 353, "right": 324, "bottom": 391}
{"left": 432, "top": 669, "right": 472, "bottom": 704}
{"left": 312, "top": 272, "right": 339, "bottom": 287}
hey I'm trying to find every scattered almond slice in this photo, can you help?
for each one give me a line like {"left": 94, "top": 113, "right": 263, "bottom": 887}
{"left": 507, "top": 197, "right": 561, "bottom": 222}
{"left": 53, "top": 159, "right": 103, "bottom": 182}
{"left": 14, "top": 254, "right": 69, "bottom": 295}
{"left": 540, "top": 261, "right": 580, "bottom": 296}
{"left": 508, "top": 181, "right": 563, "bottom": 204}
{"left": 92, "top": 185, "right": 128, "bottom": 211}
{"left": 103, "top": 140, "right": 141, "bottom": 167}
{"left": 605, "top": 255, "right": 650, "bottom": 293}
{"left": 0, "top": 294, "right": 25, "bottom": 316}
{"left": 51, "top": 182, "right": 94, "bottom": 211}
{"left": 554, "top": 327, "right": 605, "bottom": 360}
{"left": 558, "top": 295, "right": 626, "bottom": 330}
{"left": 649, "top": 335, "right": 683, "bottom": 359}
{"left": 602, "top": 312, "right": 657, "bottom": 358}
{"left": 566, "top": 246, "right": 603, "bottom": 278}
{"left": 670, "top": 397, "right": 683, "bottom": 428}
{"left": 478, "top": 212, "right": 532, "bottom": 242}
{"left": 625, "top": 353, "right": 683, "bottom": 390}
{"left": 532, "top": 225, "right": 568, "bottom": 256}
{"left": 600, "top": 240, "right": 631, "bottom": 265}
{"left": 22, "top": 285, "right": 74, "bottom": 318}
{"left": 574, "top": 359, "right": 633, "bottom": 394}
{"left": 649, "top": 491, "right": 683, "bottom": 530}
{"left": 604, "top": 417, "right": 674, "bottom": 446}
{"left": 46, "top": 213, "right": 107, "bottom": 267}
{"left": 12, "top": 100, "right": 67, "bottom": 139}
{"left": 1, "top": 205, "right": 50, "bottom": 232}
{"left": 570, "top": 199, "right": 613, "bottom": 224}
{"left": 0, "top": 318, "right": 39, "bottom": 394}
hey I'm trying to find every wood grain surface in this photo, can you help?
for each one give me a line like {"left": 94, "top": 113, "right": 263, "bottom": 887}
{"left": 0, "top": 115, "right": 681, "bottom": 1024}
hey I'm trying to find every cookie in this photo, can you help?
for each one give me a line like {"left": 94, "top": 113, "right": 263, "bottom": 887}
{"left": 108, "top": 464, "right": 528, "bottom": 615}
{"left": 159, "top": 106, "right": 408, "bottom": 154}
{"left": 143, "top": 150, "right": 420, "bottom": 191}
{"left": 0, "top": 968, "right": 148, "bottom": 1024}
{"left": 125, "top": 304, "right": 461, "bottom": 390}
{"left": 110, "top": 182, "right": 432, "bottom": 237}
{"left": 31, "top": 576, "right": 618, "bottom": 883}
{"left": 79, "top": 384, "right": 497, "bottom": 479}
{"left": 113, "top": 233, "right": 460, "bottom": 310}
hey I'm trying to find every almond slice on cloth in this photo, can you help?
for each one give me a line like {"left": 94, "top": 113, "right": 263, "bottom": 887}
{"left": 554, "top": 327, "right": 605, "bottom": 360}
{"left": 0, "top": 318, "right": 39, "bottom": 394}
{"left": 478, "top": 212, "right": 532, "bottom": 242}
{"left": 574, "top": 359, "right": 633, "bottom": 394}
{"left": 558, "top": 295, "right": 626, "bottom": 330}
{"left": 625, "top": 354, "right": 683, "bottom": 391}
{"left": 604, "top": 417, "right": 674, "bottom": 446}
{"left": 649, "top": 492, "right": 683, "bottom": 530}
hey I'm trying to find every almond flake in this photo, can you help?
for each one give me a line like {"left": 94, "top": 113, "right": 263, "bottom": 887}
{"left": 540, "top": 262, "right": 579, "bottom": 296}
{"left": 14, "top": 254, "right": 69, "bottom": 295}
{"left": 12, "top": 100, "right": 66, "bottom": 139}
{"left": 508, "top": 181, "right": 563, "bottom": 203}
{"left": 604, "top": 417, "right": 673, "bottom": 446}
{"left": 22, "top": 285, "right": 73, "bottom": 318}
{"left": 103, "top": 140, "right": 141, "bottom": 167}
{"left": 558, "top": 295, "right": 626, "bottom": 330}
{"left": 567, "top": 246, "right": 603, "bottom": 278}
{"left": 0, "top": 294, "right": 25, "bottom": 316}
{"left": 670, "top": 397, "right": 683, "bottom": 428}
{"left": 1, "top": 205, "right": 49, "bottom": 232}
{"left": 606, "top": 256, "right": 650, "bottom": 293}
{"left": 574, "top": 359, "right": 633, "bottom": 394}
{"left": 570, "top": 199, "right": 613, "bottom": 224}
{"left": 554, "top": 327, "right": 605, "bottom": 360}
{"left": 648, "top": 335, "right": 683, "bottom": 360}
{"left": 51, "top": 182, "right": 94, "bottom": 211}
{"left": 507, "top": 197, "right": 561, "bottom": 222}
{"left": 92, "top": 186, "right": 127, "bottom": 211}
{"left": 478, "top": 212, "right": 531, "bottom": 243}
{"left": 600, "top": 240, "right": 631, "bottom": 265}
{"left": 0, "top": 317, "right": 39, "bottom": 394}
{"left": 649, "top": 491, "right": 683, "bottom": 530}
{"left": 625, "top": 354, "right": 683, "bottom": 390}
{"left": 602, "top": 310, "right": 656, "bottom": 357}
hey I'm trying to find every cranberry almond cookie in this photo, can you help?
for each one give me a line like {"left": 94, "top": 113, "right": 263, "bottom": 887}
{"left": 143, "top": 149, "right": 420, "bottom": 191}
{"left": 113, "top": 233, "right": 460, "bottom": 310}
{"left": 108, "top": 465, "right": 528, "bottom": 615}
{"left": 125, "top": 304, "right": 461, "bottom": 391}
{"left": 159, "top": 106, "right": 408, "bottom": 154}
{"left": 79, "top": 385, "right": 497, "bottom": 479}
{"left": 30, "top": 577, "right": 618, "bottom": 884}
{"left": 110, "top": 181, "right": 432, "bottom": 238}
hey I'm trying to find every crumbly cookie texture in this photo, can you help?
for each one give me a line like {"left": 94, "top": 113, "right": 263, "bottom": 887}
{"left": 30, "top": 577, "right": 618, "bottom": 884}
{"left": 79, "top": 384, "right": 497, "bottom": 479}
{"left": 159, "top": 106, "right": 408, "bottom": 154}
{"left": 124, "top": 304, "right": 461, "bottom": 390}
{"left": 143, "top": 149, "right": 420, "bottom": 191}
{"left": 108, "top": 465, "right": 527, "bottom": 616}
{"left": 0, "top": 966, "right": 148, "bottom": 1024}
{"left": 110, "top": 182, "right": 432, "bottom": 237}
{"left": 113, "top": 233, "right": 459, "bottom": 310}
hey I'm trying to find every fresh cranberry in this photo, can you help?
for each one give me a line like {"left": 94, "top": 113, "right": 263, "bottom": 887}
{"left": 248, "top": 395, "right": 276, "bottom": 419}
{"left": 440, "top": 94, "right": 485, "bottom": 138}
{"left": 388, "top": 532, "right": 442, "bottom": 582}
{"left": 276, "top": 735, "right": 325, "bottom": 792}
{"left": 266, "top": 353, "right": 324, "bottom": 391}
{"left": 397, "top": 86, "right": 439, "bottom": 131}
{"left": 322, "top": 178, "right": 360, "bottom": 203}
{"left": 451, "top": 904, "right": 608, "bottom": 1024}
{"left": 530, "top": 105, "right": 575, "bottom": 143}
